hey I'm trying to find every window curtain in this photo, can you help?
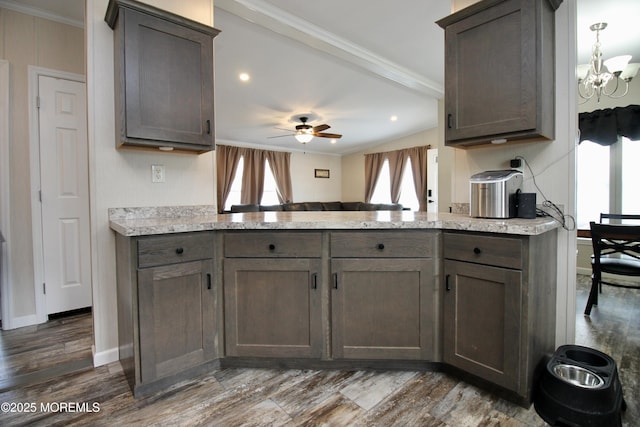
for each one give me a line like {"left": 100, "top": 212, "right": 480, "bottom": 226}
{"left": 240, "top": 148, "right": 266, "bottom": 204}
{"left": 579, "top": 104, "right": 640, "bottom": 145}
{"left": 364, "top": 152, "right": 386, "bottom": 203}
{"left": 264, "top": 150, "right": 293, "bottom": 203}
{"left": 364, "top": 145, "right": 431, "bottom": 210}
{"left": 387, "top": 150, "right": 409, "bottom": 204}
{"left": 408, "top": 146, "right": 429, "bottom": 211}
{"left": 216, "top": 145, "right": 243, "bottom": 213}
{"left": 217, "top": 145, "right": 293, "bottom": 209}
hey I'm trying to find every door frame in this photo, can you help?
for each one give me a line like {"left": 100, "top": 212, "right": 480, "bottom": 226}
{"left": 28, "top": 66, "right": 88, "bottom": 324}
{"left": 0, "top": 60, "right": 11, "bottom": 328}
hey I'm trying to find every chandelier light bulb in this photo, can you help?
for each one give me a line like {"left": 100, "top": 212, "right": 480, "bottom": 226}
{"left": 603, "top": 55, "right": 631, "bottom": 75}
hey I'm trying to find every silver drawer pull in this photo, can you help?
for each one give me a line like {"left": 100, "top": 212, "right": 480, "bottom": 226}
{"left": 176, "top": 247, "right": 184, "bottom": 255}
{"left": 377, "top": 243, "right": 385, "bottom": 250}
{"left": 268, "top": 244, "right": 276, "bottom": 251}
{"left": 473, "top": 247, "right": 481, "bottom": 255}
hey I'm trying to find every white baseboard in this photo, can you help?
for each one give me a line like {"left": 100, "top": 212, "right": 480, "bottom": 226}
{"left": 577, "top": 267, "right": 590, "bottom": 276}
{"left": 576, "top": 268, "right": 640, "bottom": 283}
{"left": 3, "top": 314, "right": 40, "bottom": 330}
{"left": 92, "top": 346, "right": 119, "bottom": 367}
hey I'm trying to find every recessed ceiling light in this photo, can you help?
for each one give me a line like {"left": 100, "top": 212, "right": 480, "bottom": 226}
{"left": 239, "top": 72, "right": 250, "bottom": 82}
{"left": 390, "top": 115, "right": 398, "bottom": 122}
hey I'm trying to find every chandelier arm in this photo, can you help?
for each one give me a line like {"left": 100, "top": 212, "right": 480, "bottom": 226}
{"left": 602, "top": 76, "right": 621, "bottom": 96}
{"left": 605, "top": 81, "right": 630, "bottom": 99}
{"left": 578, "top": 81, "right": 595, "bottom": 100}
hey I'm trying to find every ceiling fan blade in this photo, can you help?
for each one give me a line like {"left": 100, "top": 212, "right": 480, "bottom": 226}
{"left": 268, "top": 134, "right": 295, "bottom": 139}
{"left": 313, "top": 124, "right": 330, "bottom": 132}
{"left": 314, "top": 132, "right": 342, "bottom": 139}
{"left": 274, "top": 127, "right": 294, "bottom": 132}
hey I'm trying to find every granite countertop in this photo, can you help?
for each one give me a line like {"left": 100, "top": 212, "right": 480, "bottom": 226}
{"left": 108, "top": 205, "right": 560, "bottom": 237}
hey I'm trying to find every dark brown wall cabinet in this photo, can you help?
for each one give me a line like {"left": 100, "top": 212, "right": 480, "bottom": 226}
{"left": 442, "top": 231, "right": 557, "bottom": 403}
{"left": 437, "top": 0, "right": 562, "bottom": 147}
{"left": 116, "top": 232, "right": 217, "bottom": 397}
{"left": 106, "top": 0, "right": 220, "bottom": 153}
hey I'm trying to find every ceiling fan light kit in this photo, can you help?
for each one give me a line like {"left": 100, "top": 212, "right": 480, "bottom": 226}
{"left": 578, "top": 22, "right": 640, "bottom": 103}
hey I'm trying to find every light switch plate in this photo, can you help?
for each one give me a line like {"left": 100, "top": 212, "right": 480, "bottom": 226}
{"left": 151, "top": 165, "right": 165, "bottom": 183}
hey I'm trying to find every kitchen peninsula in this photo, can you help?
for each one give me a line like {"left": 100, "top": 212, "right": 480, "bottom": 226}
{"left": 110, "top": 206, "right": 558, "bottom": 406}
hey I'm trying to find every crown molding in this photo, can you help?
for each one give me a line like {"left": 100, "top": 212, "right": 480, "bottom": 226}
{"left": 0, "top": 0, "right": 84, "bottom": 28}
{"left": 214, "top": 0, "right": 443, "bottom": 98}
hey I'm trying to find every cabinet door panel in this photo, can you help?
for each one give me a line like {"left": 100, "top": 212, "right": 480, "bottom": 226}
{"left": 332, "top": 258, "right": 435, "bottom": 360}
{"left": 445, "top": 0, "right": 536, "bottom": 141}
{"left": 224, "top": 258, "right": 322, "bottom": 358}
{"left": 124, "top": 9, "right": 214, "bottom": 147}
{"left": 138, "top": 259, "right": 215, "bottom": 383}
{"left": 443, "top": 260, "right": 521, "bottom": 390}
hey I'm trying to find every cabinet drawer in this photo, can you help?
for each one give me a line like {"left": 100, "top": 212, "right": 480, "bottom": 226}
{"left": 331, "top": 231, "right": 435, "bottom": 258}
{"left": 138, "top": 233, "right": 213, "bottom": 268}
{"left": 224, "top": 232, "right": 322, "bottom": 258}
{"left": 444, "top": 232, "right": 522, "bottom": 269}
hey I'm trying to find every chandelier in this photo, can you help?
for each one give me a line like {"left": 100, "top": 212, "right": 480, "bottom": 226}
{"left": 577, "top": 22, "right": 639, "bottom": 103}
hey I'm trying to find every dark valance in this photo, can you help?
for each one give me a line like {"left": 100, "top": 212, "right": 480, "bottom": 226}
{"left": 578, "top": 104, "right": 640, "bottom": 145}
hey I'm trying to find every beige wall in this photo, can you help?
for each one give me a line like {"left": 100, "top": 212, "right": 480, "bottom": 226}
{"left": 0, "top": 8, "right": 85, "bottom": 320}
{"left": 341, "top": 128, "right": 440, "bottom": 202}
{"left": 290, "top": 151, "right": 342, "bottom": 202}
{"left": 87, "top": 0, "right": 215, "bottom": 364}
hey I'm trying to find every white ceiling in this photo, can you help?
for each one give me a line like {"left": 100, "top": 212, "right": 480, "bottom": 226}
{"left": 3, "top": 0, "right": 640, "bottom": 155}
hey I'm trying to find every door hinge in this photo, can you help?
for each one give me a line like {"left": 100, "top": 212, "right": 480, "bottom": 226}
{"left": 36, "top": 96, "right": 40, "bottom": 109}
{"left": 42, "top": 282, "right": 46, "bottom": 294}
{"left": 38, "top": 190, "right": 42, "bottom": 202}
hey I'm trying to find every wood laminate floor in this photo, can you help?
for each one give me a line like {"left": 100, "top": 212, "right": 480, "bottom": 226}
{"left": 0, "top": 275, "right": 637, "bottom": 426}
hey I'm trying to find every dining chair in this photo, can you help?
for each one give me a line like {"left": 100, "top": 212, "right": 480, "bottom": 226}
{"left": 600, "top": 213, "right": 640, "bottom": 224}
{"left": 585, "top": 221, "right": 640, "bottom": 315}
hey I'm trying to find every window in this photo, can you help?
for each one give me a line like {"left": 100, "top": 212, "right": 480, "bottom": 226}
{"left": 223, "top": 157, "right": 280, "bottom": 211}
{"left": 370, "top": 158, "right": 420, "bottom": 211}
{"left": 261, "top": 159, "right": 280, "bottom": 206}
{"left": 224, "top": 157, "right": 244, "bottom": 212}
{"left": 577, "top": 136, "right": 639, "bottom": 230}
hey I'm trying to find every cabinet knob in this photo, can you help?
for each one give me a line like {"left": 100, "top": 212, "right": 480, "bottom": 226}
{"left": 473, "top": 247, "right": 481, "bottom": 255}
{"left": 176, "top": 247, "right": 184, "bottom": 255}
{"left": 377, "top": 243, "right": 385, "bottom": 250}
{"left": 268, "top": 244, "right": 276, "bottom": 251}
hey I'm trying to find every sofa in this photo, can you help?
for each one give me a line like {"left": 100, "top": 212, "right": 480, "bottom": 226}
{"left": 229, "top": 201, "right": 403, "bottom": 213}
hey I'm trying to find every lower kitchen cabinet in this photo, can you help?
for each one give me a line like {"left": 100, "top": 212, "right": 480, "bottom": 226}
{"left": 442, "top": 231, "right": 557, "bottom": 402}
{"left": 223, "top": 258, "right": 322, "bottom": 358}
{"left": 331, "top": 258, "right": 435, "bottom": 360}
{"left": 116, "top": 232, "right": 217, "bottom": 397}
{"left": 330, "top": 230, "right": 439, "bottom": 361}
{"left": 138, "top": 259, "right": 215, "bottom": 383}
{"left": 222, "top": 231, "right": 323, "bottom": 358}
{"left": 443, "top": 259, "right": 522, "bottom": 390}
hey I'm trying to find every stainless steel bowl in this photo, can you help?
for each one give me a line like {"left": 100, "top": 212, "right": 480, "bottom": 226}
{"left": 552, "top": 364, "right": 605, "bottom": 389}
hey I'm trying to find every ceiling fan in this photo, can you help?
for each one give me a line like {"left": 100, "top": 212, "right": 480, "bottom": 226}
{"left": 269, "top": 116, "right": 342, "bottom": 144}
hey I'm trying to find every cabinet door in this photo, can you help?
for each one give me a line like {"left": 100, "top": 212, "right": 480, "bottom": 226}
{"left": 224, "top": 258, "right": 322, "bottom": 358}
{"left": 137, "top": 259, "right": 215, "bottom": 384}
{"left": 331, "top": 258, "right": 435, "bottom": 360}
{"left": 123, "top": 9, "right": 214, "bottom": 149}
{"left": 442, "top": 0, "right": 542, "bottom": 145}
{"left": 443, "top": 260, "right": 522, "bottom": 390}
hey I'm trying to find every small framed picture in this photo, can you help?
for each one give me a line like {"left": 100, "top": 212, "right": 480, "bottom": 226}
{"left": 314, "top": 169, "right": 330, "bottom": 178}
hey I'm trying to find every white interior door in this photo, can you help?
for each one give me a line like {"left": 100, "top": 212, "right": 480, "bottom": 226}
{"left": 427, "top": 149, "right": 438, "bottom": 213}
{"left": 38, "top": 75, "right": 91, "bottom": 315}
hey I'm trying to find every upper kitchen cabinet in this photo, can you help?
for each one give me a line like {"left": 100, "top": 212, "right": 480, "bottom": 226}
{"left": 105, "top": 0, "right": 220, "bottom": 153}
{"left": 437, "top": 0, "right": 562, "bottom": 148}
